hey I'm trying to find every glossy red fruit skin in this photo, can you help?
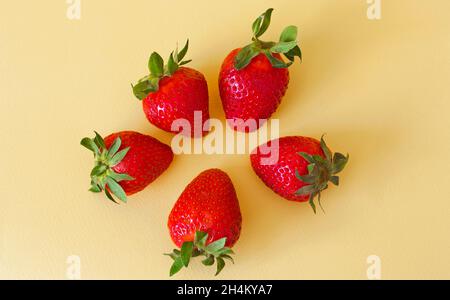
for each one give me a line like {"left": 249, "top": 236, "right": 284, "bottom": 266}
{"left": 219, "top": 48, "right": 290, "bottom": 132}
{"left": 250, "top": 136, "right": 325, "bottom": 202}
{"left": 168, "top": 169, "right": 242, "bottom": 248}
{"left": 142, "top": 67, "right": 209, "bottom": 137}
{"left": 104, "top": 131, "right": 173, "bottom": 196}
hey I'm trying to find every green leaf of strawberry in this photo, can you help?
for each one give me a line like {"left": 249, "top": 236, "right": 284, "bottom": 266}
{"left": 107, "top": 137, "right": 122, "bottom": 159}
{"left": 80, "top": 132, "right": 135, "bottom": 203}
{"left": 170, "top": 257, "right": 184, "bottom": 277}
{"left": 285, "top": 45, "right": 302, "bottom": 62}
{"left": 167, "top": 53, "right": 178, "bottom": 75}
{"left": 133, "top": 40, "right": 192, "bottom": 100}
{"left": 91, "top": 165, "right": 108, "bottom": 176}
{"left": 295, "top": 136, "right": 349, "bottom": 214}
{"left": 235, "top": 8, "right": 302, "bottom": 70}
{"left": 108, "top": 171, "right": 134, "bottom": 183}
{"left": 202, "top": 255, "right": 215, "bottom": 266}
{"left": 263, "top": 50, "right": 292, "bottom": 68}
{"left": 94, "top": 131, "right": 106, "bottom": 149}
{"left": 180, "top": 241, "right": 194, "bottom": 267}
{"left": 177, "top": 39, "right": 189, "bottom": 62}
{"left": 148, "top": 52, "right": 164, "bottom": 77}
{"left": 81, "top": 138, "right": 99, "bottom": 154}
{"left": 280, "top": 25, "right": 298, "bottom": 43}
{"left": 89, "top": 182, "right": 102, "bottom": 193}
{"left": 332, "top": 153, "right": 350, "bottom": 174}
{"left": 105, "top": 177, "right": 127, "bottom": 203}
{"left": 205, "top": 238, "right": 226, "bottom": 253}
{"left": 235, "top": 44, "right": 260, "bottom": 70}
{"left": 165, "top": 231, "right": 235, "bottom": 277}
{"left": 252, "top": 8, "right": 274, "bottom": 38}
{"left": 215, "top": 257, "right": 225, "bottom": 276}
{"left": 270, "top": 41, "right": 298, "bottom": 54}
{"left": 109, "top": 147, "right": 130, "bottom": 167}
{"left": 320, "top": 136, "right": 333, "bottom": 161}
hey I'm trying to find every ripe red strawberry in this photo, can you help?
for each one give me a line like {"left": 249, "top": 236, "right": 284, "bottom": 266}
{"left": 219, "top": 8, "right": 302, "bottom": 132}
{"left": 250, "top": 136, "right": 349, "bottom": 213}
{"left": 132, "top": 40, "right": 209, "bottom": 137}
{"left": 166, "top": 169, "right": 242, "bottom": 276}
{"left": 81, "top": 131, "right": 173, "bottom": 203}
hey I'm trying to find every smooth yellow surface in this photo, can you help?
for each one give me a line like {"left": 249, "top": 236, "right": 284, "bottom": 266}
{"left": 1, "top": 0, "right": 449, "bottom": 279}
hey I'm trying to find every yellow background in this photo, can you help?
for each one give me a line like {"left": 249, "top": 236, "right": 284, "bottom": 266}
{"left": 1, "top": 0, "right": 449, "bottom": 279}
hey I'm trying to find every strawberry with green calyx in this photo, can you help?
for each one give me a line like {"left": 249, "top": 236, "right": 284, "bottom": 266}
{"left": 81, "top": 131, "right": 173, "bottom": 203}
{"left": 166, "top": 169, "right": 242, "bottom": 276}
{"left": 250, "top": 136, "right": 349, "bottom": 213}
{"left": 219, "top": 8, "right": 302, "bottom": 132}
{"left": 165, "top": 231, "right": 235, "bottom": 277}
{"left": 132, "top": 40, "right": 210, "bottom": 137}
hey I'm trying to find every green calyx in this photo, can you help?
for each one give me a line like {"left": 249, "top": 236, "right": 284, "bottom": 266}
{"left": 295, "top": 136, "right": 349, "bottom": 214}
{"left": 165, "top": 231, "right": 235, "bottom": 277}
{"left": 234, "top": 8, "right": 302, "bottom": 70}
{"left": 132, "top": 40, "right": 192, "bottom": 100}
{"left": 80, "top": 132, "right": 134, "bottom": 204}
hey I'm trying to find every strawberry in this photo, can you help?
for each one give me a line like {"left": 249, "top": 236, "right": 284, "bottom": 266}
{"left": 219, "top": 8, "right": 302, "bottom": 132}
{"left": 80, "top": 131, "right": 173, "bottom": 203}
{"left": 166, "top": 169, "right": 242, "bottom": 276}
{"left": 250, "top": 136, "right": 349, "bottom": 213}
{"left": 132, "top": 40, "right": 209, "bottom": 137}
